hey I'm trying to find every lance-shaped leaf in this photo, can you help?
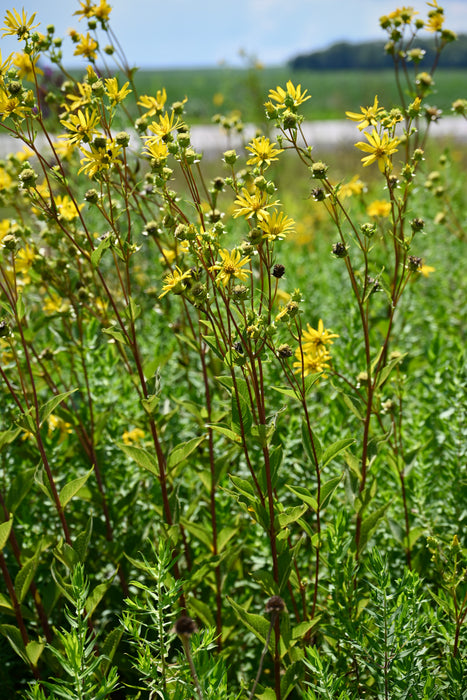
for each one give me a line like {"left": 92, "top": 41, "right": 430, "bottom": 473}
{"left": 59, "top": 468, "right": 93, "bottom": 509}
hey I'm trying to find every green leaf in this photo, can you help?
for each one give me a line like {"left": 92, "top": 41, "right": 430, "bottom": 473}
{"left": 374, "top": 352, "right": 406, "bottom": 391}
{"left": 59, "top": 468, "right": 93, "bottom": 509}
{"left": 26, "top": 640, "right": 45, "bottom": 667}
{"left": 217, "top": 526, "right": 238, "bottom": 553}
{"left": 340, "top": 391, "right": 365, "bottom": 421}
{"left": 0, "top": 624, "right": 28, "bottom": 664}
{"left": 39, "top": 389, "right": 78, "bottom": 428}
{"left": 358, "top": 501, "right": 391, "bottom": 553}
{"left": 207, "top": 424, "right": 242, "bottom": 444}
{"left": 271, "top": 385, "right": 300, "bottom": 400}
{"left": 0, "top": 518, "right": 13, "bottom": 550}
{"left": 86, "top": 577, "right": 113, "bottom": 618}
{"left": 100, "top": 627, "right": 123, "bottom": 674}
{"left": 228, "top": 474, "right": 257, "bottom": 501}
{"left": 6, "top": 467, "right": 35, "bottom": 513}
{"left": 16, "top": 291, "right": 25, "bottom": 322}
{"left": 277, "top": 505, "right": 308, "bottom": 530}
{"left": 180, "top": 519, "right": 212, "bottom": 549}
{"left": 187, "top": 596, "right": 216, "bottom": 627}
{"left": 15, "top": 551, "right": 40, "bottom": 603}
{"left": 0, "top": 427, "right": 21, "bottom": 452}
{"left": 141, "top": 394, "right": 159, "bottom": 415}
{"left": 286, "top": 484, "right": 318, "bottom": 513}
{"left": 167, "top": 435, "right": 205, "bottom": 470}
{"left": 73, "top": 517, "right": 93, "bottom": 562}
{"left": 117, "top": 442, "right": 160, "bottom": 477}
{"left": 321, "top": 438, "right": 355, "bottom": 468}
{"left": 231, "top": 391, "right": 253, "bottom": 435}
{"left": 102, "top": 325, "right": 128, "bottom": 345}
{"left": 202, "top": 335, "right": 224, "bottom": 360}
{"left": 304, "top": 372, "right": 323, "bottom": 395}
{"left": 90, "top": 234, "right": 111, "bottom": 267}
{"left": 227, "top": 596, "right": 271, "bottom": 646}
{"left": 319, "top": 474, "right": 344, "bottom": 510}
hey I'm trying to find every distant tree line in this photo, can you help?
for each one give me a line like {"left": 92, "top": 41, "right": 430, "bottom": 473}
{"left": 289, "top": 34, "right": 467, "bottom": 70}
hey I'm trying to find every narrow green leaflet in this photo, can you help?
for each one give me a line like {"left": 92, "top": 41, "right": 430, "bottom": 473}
{"left": 39, "top": 389, "right": 78, "bottom": 428}
{"left": 319, "top": 474, "right": 344, "bottom": 510}
{"left": 15, "top": 550, "right": 40, "bottom": 603}
{"left": 321, "top": 438, "right": 355, "bottom": 468}
{"left": 358, "top": 501, "right": 391, "bottom": 553}
{"left": 167, "top": 435, "right": 205, "bottom": 470}
{"left": 59, "top": 468, "right": 94, "bottom": 509}
{"left": 117, "top": 442, "right": 160, "bottom": 477}
{"left": 0, "top": 518, "right": 13, "bottom": 550}
{"left": 90, "top": 233, "right": 111, "bottom": 267}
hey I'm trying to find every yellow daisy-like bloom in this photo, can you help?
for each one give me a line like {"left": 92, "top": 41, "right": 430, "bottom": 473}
{"left": 246, "top": 136, "right": 283, "bottom": 167}
{"left": 60, "top": 108, "right": 100, "bottom": 145}
{"left": 122, "top": 427, "right": 146, "bottom": 445}
{"left": 159, "top": 266, "right": 192, "bottom": 298}
{"left": 43, "top": 292, "right": 71, "bottom": 315}
{"left": 210, "top": 248, "right": 252, "bottom": 287}
{"left": 63, "top": 81, "right": 93, "bottom": 113}
{"left": 142, "top": 138, "right": 169, "bottom": 162}
{"left": 138, "top": 90, "right": 168, "bottom": 118}
{"left": 15, "top": 244, "right": 36, "bottom": 283}
{"left": 268, "top": 80, "right": 311, "bottom": 110}
{"left": 148, "top": 111, "right": 183, "bottom": 142}
{"left": 233, "top": 187, "right": 278, "bottom": 222}
{"left": 293, "top": 345, "right": 332, "bottom": 377}
{"left": 418, "top": 263, "right": 435, "bottom": 277}
{"left": 0, "top": 168, "right": 12, "bottom": 191}
{"left": 355, "top": 129, "right": 400, "bottom": 173}
{"left": 258, "top": 210, "right": 295, "bottom": 241}
{"left": 12, "top": 52, "right": 42, "bottom": 81}
{"left": 0, "top": 48, "right": 13, "bottom": 77}
{"left": 105, "top": 77, "right": 131, "bottom": 106}
{"left": 55, "top": 195, "right": 85, "bottom": 221}
{"left": 78, "top": 140, "right": 122, "bottom": 178}
{"left": 47, "top": 414, "right": 73, "bottom": 443}
{"left": 73, "top": 33, "right": 98, "bottom": 60}
{"left": 0, "top": 218, "right": 10, "bottom": 242}
{"left": 2, "top": 8, "right": 39, "bottom": 40}
{"left": 367, "top": 199, "right": 392, "bottom": 218}
{"left": 75, "top": 0, "right": 112, "bottom": 22}
{"left": 302, "top": 319, "right": 339, "bottom": 355}
{"left": 346, "top": 96, "right": 384, "bottom": 131}
{"left": 0, "top": 87, "right": 28, "bottom": 121}
{"left": 338, "top": 174, "right": 366, "bottom": 199}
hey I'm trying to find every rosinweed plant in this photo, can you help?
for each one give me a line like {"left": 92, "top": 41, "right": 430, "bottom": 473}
{"left": 0, "top": 1, "right": 465, "bottom": 698}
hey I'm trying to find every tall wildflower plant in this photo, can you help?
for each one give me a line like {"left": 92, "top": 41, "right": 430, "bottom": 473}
{"left": 0, "top": 2, "right": 465, "bottom": 698}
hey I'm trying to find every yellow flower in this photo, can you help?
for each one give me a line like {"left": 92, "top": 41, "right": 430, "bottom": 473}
{"left": 63, "top": 81, "right": 93, "bottom": 113}
{"left": 55, "top": 195, "right": 85, "bottom": 221}
{"left": 159, "top": 266, "right": 192, "bottom": 297}
{"left": 137, "top": 90, "right": 168, "bottom": 118}
{"left": 122, "top": 427, "right": 145, "bottom": 445}
{"left": 267, "top": 80, "right": 311, "bottom": 110}
{"left": 2, "top": 8, "right": 39, "bottom": 40}
{"left": 75, "top": 0, "right": 112, "bottom": 23}
{"left": 60, "top": 108, "right": 100, "bottom": 145}
{"left": 13, "top": 51, "right": 42, "bottom": 80}
{"left": 0, "top": 168, "right": 12, "bottom": 191}
{"left": 213, "top": 92, "right": 224, "bottom": 107}
{"left": 355, "top": 129, "right": 400, "bottom": 172}
{"left": 302, "top": 319, "right": 339, "bottom": 354}
{"left": 73, "top": 33, "right": 98, "bottom": 60}
{"left": 293, "top": 345, "right": 332, "bottom": 377}
{"left": 338, "top": 174, "right": 366, "bottom": 199}
{"left": 0, "top": 218, "right": 10, "bottom": 242}
{"left": 105, "top": 77, "right": 131, "bottom": 106}
{"left": 210, "top": 248, "right": 252, "bottom": 287}
{"left": 0, "top": 87, "right": 28, "bottom": 121}
{"left": 367, "top": 199, "right": 392, "bottom": 218}
{"left": 0, "top": 48, "right": 13, "bottom": 77}
{"left": 233, "top": 187, "right": 278, "bottom": 222}
{"left": 15, "top": 244, "right": 36, "bottom": 283}
{"left": 346, "top": 96, "right": 384, "bottom": 130}
{"left": 78, "top": 140, "right": 122, "bottom": 178}
{"left": 418, "top": 262, "right": 435, "bottom": 277}
{"left": 258, "top": 210, "right": 295, "bottom": 241}
{"left": 147, "top": 111, "right": 182, "bottom": 141}
{"left": 43, "top": 292, "right": 70, "bottom": 315}
{"left": 47, "top": 414, "right": 73, "bottom": 443}
{"left": 142, "top": 138, "right": 169, "bottom": 162}
{"left": 246, "top": 136, "right": 283, "bottom": 167}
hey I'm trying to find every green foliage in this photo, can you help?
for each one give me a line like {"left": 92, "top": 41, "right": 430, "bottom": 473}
{"left": 0, "top": 2, "right": 466, "bottom": 698}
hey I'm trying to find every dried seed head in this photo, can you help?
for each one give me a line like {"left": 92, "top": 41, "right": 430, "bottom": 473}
{"left": 265, "top": 595, "right": 285, "bottom": 614}
{"left": 174, "top": 616, "right": 197, "bottom": 636}
{"left": 272, "top": 264, "right": 285, "bottom": 278}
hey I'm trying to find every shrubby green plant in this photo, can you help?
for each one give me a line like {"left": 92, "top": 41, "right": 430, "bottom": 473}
{"left": 0, "top": 1, "right": 466, "bottom": 698}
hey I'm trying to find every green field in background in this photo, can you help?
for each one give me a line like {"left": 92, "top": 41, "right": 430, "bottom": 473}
{"left": 131, "top": 66, "right": 466, "bottom": 123}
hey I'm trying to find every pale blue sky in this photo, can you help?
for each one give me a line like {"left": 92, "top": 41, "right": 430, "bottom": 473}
{"left": 2, "top": 1, "right": 467, "bottom": 68}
